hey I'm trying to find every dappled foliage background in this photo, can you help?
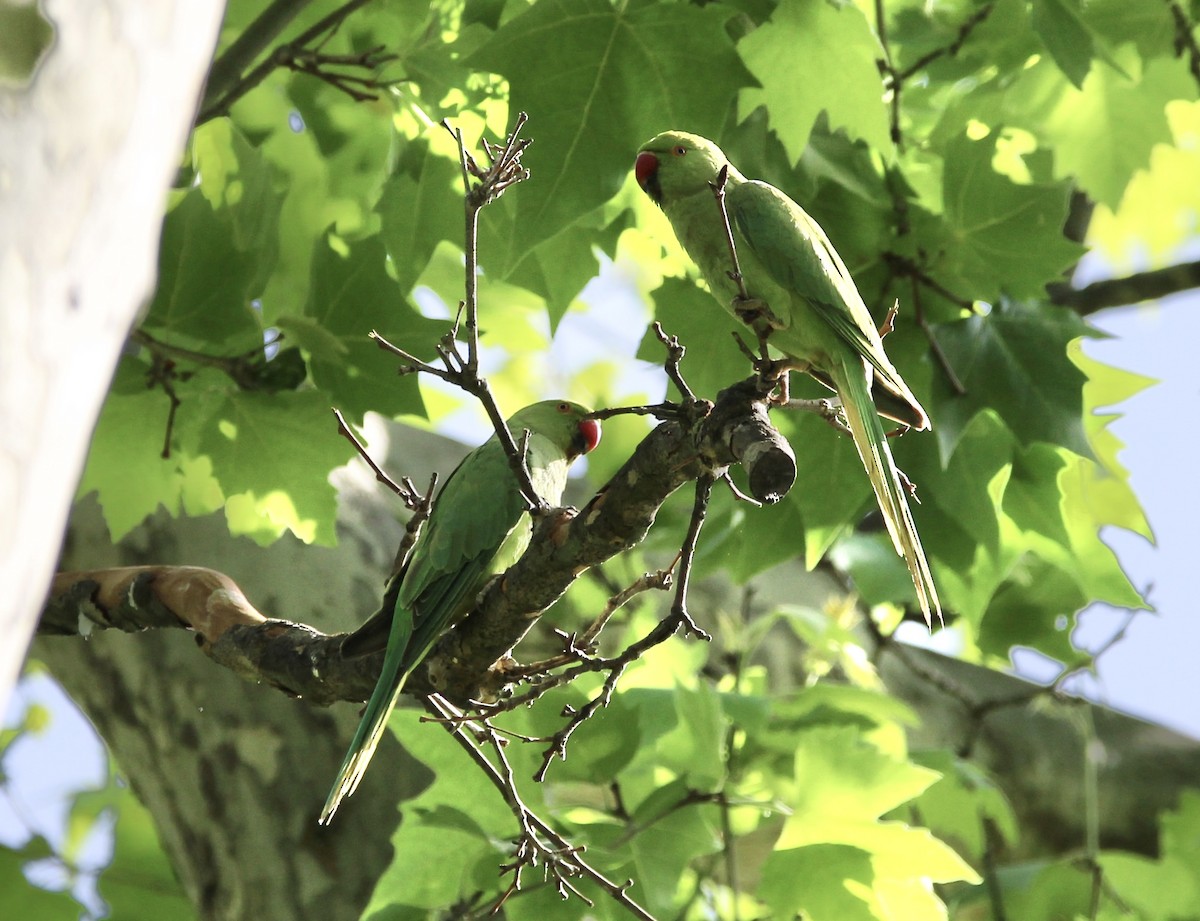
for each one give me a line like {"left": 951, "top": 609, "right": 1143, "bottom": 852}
{"left": 6, "top": 0, "right": 1200, "bottom": 918}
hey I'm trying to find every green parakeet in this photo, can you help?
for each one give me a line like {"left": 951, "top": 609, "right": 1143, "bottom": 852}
{"left": 635, "top": 131, "right": 940, "bottom": 627}
{"left": 320, "top": 400, "right": 601, "bottom": 823}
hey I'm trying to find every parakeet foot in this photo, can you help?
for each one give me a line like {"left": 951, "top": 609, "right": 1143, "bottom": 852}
{"left": 782, "top": 395, "right": 851, "bottom": 433}
{"left": 732, "top": 295, "right": 783, "bottom": 329}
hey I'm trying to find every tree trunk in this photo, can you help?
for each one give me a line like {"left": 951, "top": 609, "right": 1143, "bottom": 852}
{"left": 0, "top": 0, "right": 225, "bottom": 720}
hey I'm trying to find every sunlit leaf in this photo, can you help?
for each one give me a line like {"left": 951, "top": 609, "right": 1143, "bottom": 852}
{"left": 467, "top": 0, "right": 754, "bottom": 264}
{"left": 738, "top": 0, "right": 892, "bottom": 161}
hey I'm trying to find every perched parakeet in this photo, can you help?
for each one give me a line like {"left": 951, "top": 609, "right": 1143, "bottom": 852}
{"left": 635, "top": 131, "right": 940, "bottom": 627}
{"left": 320, "top": 400, "right": 601, "bottom": 823}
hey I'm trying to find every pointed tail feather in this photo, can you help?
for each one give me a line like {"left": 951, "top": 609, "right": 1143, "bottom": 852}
{"left": 833, "top": 355, "right": 942, "bottom": 628}
{"left": 319, "top": 663, "right": 412, "bottom": 824}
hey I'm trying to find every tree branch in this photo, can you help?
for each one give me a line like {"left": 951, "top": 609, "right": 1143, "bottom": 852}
{"left": 1048, "top": 258, "right": 1200, "bottom": 314}
{"left": 42, "top": 378, "right": 795, "bottom": 707}
{"left": 198, "top": 0, "right": 379, "bottom": 122}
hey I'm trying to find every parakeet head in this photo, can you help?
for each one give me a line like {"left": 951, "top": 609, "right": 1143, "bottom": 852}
{"left": 509, "top": 400, "right": 601, "bottom": 461}
{"left": 635, "top": 131, "right": 729, "bottom": 205}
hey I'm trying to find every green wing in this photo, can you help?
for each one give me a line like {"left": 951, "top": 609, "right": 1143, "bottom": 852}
{"left": 728, "top": 180, "right": 926, "bottom": 425}
{"left": 321, "top": 408, "right": 584, "bottom": 823}
{"left": 394, "top": 439, "right": 529, "bottom": 675}
{"left": 320, "top": 441, "right": 527, "bottom": 823}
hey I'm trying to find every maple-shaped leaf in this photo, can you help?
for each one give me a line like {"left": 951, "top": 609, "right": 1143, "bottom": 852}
{"left": 466, "top": 0, "right": 754, "bottom": 270}
{"left": 934, "top": 131, "right": 1083, "bottom": 300}
{"left": 931, "top": 298, "right": 1093, "bottom": 462}
{"left": 141, "top": 189, "right": 265, "bottom": 350}
{"left": 303, "top": 235, "right": 444, "bottom": 422}
{"left": 738, "top": 0, "right": 892, "bottom": 162}
{"left": 195, "top": 389, "right": 356, "bottom": 546}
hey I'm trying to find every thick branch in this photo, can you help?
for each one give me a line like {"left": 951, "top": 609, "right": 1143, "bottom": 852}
{"left": 41, "top": 379, "right": 794, "bottom": 706}
{"left": 1048, "top": 259, "right": 1200, "bottom": 314}
{"left": 201, "top": 0, "right": 314, "bottom": 112}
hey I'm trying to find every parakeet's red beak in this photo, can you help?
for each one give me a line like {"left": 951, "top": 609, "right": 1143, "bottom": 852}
{"left": 577, "top": 418, "right": 602, "bottom": 455}
{"left": 635, "top": 151, "right": 662, "bottom": 203}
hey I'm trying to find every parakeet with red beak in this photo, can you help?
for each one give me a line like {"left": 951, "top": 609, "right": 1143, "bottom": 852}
{"left": 635, "top": 131, "right": 940, "bottom": 627}
{"left": 321, "top": 400, "right": 601, "bottom": 822}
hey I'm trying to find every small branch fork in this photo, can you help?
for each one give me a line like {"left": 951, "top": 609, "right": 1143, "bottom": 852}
{"left": 131, "top": 329, "right": 305, "bottom": 457}
{"left": 199, "top": 0, "right": 395, "bottom": 122}
{"left": 332, "top": 408, "right": 438, "bottom": 580}
{"left": 881, "top": 251, "right": 969, "bottom": 395}
{"left": 426, "top": 696, "right": 655, "bottom": 920}
{"left": 370, "top": 113, "right": 546, "bottom": 512}
{"left": 874, "top": 0, "right": 997, "bottom": 148}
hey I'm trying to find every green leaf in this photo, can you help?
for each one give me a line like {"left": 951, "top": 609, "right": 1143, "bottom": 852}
{"left": 492, "top": 205, "right": 628, "bottom": 328}
{"left": 98, "top": 786, "right": 195, "bottom": 920}
{"left": 738, "top": 0, "right": 892, "bottom": 161}
{"left": 365, "top": 710, "right": 518, "bottom": 915}
{"left": 1088, "top": 98, "right": 1200, "bottom": 267}
{"left": 192, "top": 118, "right": 283, "bottom": 268}
{"left": 1031, "top": 0, "right": 1099, "bottom": 88}
{"left": 304, "top": 234, "right": 442, "bottom": 422}
{"left": 908, "top": 750, "right": 1020, "bottom": 859}
{"left": 1003, "top": 444, "right": 1072, "bottom": 546}
{"left": 77, "top": 363, "right": 187, "bottom": 540}
{"left": 194, "top": 389, "right": 357, "bottom": 545}
{"left": 978, "top": 556, "right": 1087, "bottom": 661}
{"left": 780, "top": 726, "right": 941, "bottom": 830}
{"left": 759, "top": 844, "right": 877, "bottom": 921}
{"left": 786, "top": 410, "right": 874, "bottom": 569}
{"left": 627, "top": 779, "right": 721, "bottom": 917}
{"left": 0, "top": 836, "right": 82, "bottom": 918}
{"left": 142, "top": 188, "right": 265, "bottom": 349}
{"left": 1098, "top": 851, "right": 1200, "bottom": 918}
{"left": 1083, "top": 0, "right": 1181, "bottom": 60}
{"left": 378, "top": 138, "right": 464, "bottom": 296}
{"left": 466, "top": 0, "right": 754, "bottom": 266}
{"left": 657, "top": 683, "right": 727, "bottom": 793}
{"left": 935, "top": 131, "right": 1083, "bottom": 300}
{"left": 1031, "top": 50, "right": 1196, "bottom": 208}
{"left": 931, "top": 300, "right": 1094, "bottom": 462}
{"left": 638, "top": 277, "right": 750, "bottom": 401}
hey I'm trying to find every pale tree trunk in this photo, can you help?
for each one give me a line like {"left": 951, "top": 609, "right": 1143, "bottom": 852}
{"left": 0, "top": 0, "right": 225, "bottom": 720}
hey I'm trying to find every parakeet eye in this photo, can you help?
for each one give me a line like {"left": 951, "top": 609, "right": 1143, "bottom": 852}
{"left": 557, "top": 401, "right": 571, "bottom": 413}
{"left": 672, "top": 145, "right": 687, "bottom": 157}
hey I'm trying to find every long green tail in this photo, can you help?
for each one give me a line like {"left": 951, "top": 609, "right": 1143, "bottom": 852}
{"left": 835, "top": 353, "right": 942, "bottom": 628}
{"left": 319, "top": 655, "right": 412, "bottom": 824}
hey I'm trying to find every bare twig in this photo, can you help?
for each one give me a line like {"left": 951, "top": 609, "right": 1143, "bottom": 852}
{"left": 893, "top": 2, "right": 996, "bottom": 82}
{"left": 1166, "top": 0, "right": 1200, "bottom": 90}
{"left": 908, "top": 273, "right": 967, "bottom": 395}
{"left": 671, "top": 475, "right": 716, "bottom": 639}
{"left": 1048, "top": 258, "right": 1200, "bottom": 314}
{"left": 281, "top": 44, "right": 400, "bottom": 102}
{"left": 142, "top": 348, "right": 187, "bottom": 459}
{"left": 131, "top": 328, "right": 302, "bottom": 393}
{"left": 719, "top": 471, "right": 762, "bottom": 506}
{"left": 709, "top": 166, "right": 777, "bottom": 363}
{"left": 980, "top": 813, "right": 1009, "bottom": 921}
{"left": 512, "top": 569, "right": 674, "bottom": 676}
{"left": 372, "top": 115, "right": 545, "bottom": 512}
{"left": 199, "top": 0, "right": 381, "bottom": 121}
{"left": 879, "top": 251, "right": 969, "bottom": 394}
{"left": 425, "top": 697, "right": 655, "bottom": 920}
{"left": 710, "top": 165, "right": 750, "bottom": 304}
{"left": 874, "top": 0, "right": 904, "bottom": 147}
{"left": 587, "top": 402, "right": 690, "bottom": 422}
{"left": 651, "top": 321, "right": 697, "bottom": 403}
{"left": 332, "top": 408, "right": 425, "bottom": 506}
